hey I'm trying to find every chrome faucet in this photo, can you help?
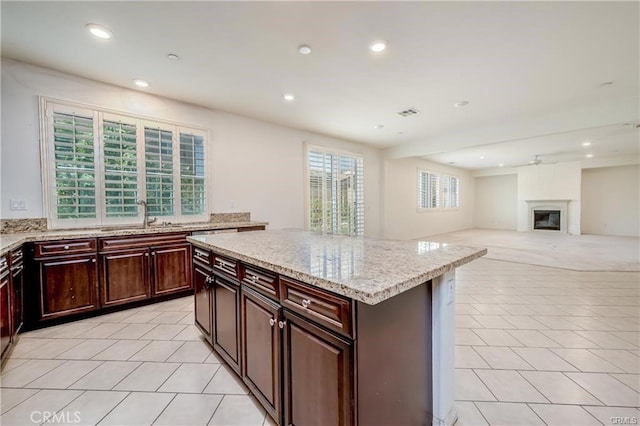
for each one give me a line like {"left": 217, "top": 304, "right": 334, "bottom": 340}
{"left": 136, "top": 199, "right": 157, "bottom": 228}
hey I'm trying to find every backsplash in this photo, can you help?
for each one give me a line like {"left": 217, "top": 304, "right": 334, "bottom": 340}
{"left": 210, "top": 212, "right": 251, "bottom": 223}
{"left": 1, "top": 218, "right": 48, "bottom": 233}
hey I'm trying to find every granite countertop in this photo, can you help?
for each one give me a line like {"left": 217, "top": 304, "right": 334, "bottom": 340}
{"left": 0, "top": 221, "right": 268, "bottom": 256}
{"left": 188, "top": 229, "right": 487, "bottom": 305}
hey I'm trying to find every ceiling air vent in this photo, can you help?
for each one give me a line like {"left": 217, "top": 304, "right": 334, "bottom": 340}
{"left": 397, "top": 108, "right": 419, "bottom": 117}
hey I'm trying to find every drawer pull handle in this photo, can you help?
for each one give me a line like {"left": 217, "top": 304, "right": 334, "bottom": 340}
{"left": 301, "top": 299, "right": 311, "bottom": 309}
{"left": 64, "top": 245, "right": 70, "bottom": 250}
{"left": 269, "top": 318, "right": 276, "bottom": 327}
{"left": 278, "top": 320, "right": 286, "bottom": 329}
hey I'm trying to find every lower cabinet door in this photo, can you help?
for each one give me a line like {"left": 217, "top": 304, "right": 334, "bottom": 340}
{"left": 283, "top": 311, "right": 353, "bottom": 426}
{"left": 0, "top": 275, "right": 11, "bottom": 357}
{"left": 193, "top": 263, "right": 213, "bottom": 343}
{"left": 241, "top": 288, "right": 281, "bottom": 422}
{"left": 11, "top": 266, "right": 23, "bottom": 335}
{"left": 100, "top": 249, "right": 150, "bottom": 307}
{"left": 39, "top": 255, "right": 99, "bottom": 319}
{"left": 213, "top": 274, "right": 241, "bottom": 373}
{"left": 152, "top": 243, "right": 192, "bottom": 296}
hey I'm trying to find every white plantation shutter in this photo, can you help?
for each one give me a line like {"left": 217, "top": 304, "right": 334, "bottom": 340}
{"left": 442, "top": 175, "right": 459, "bottom": 208}
{"left": 52, "top": 111, "right": 97, "bottom": 219}
{"left": 179, "top": 132, "right": 206, "bottom": 215}
{"left": 41, "top": 99, "right": 208, "bottom": 228}
{"left": 103, "top": 119, "right": 138, "bottom": 217}
{"left": 308, "top": 148, "right": 364, "bottom": 236}
{"left": 418, "top": 171, "right": 440, "bottom": 208}
{"left": 144, "top": 126, "right": 175, "bottom": 217}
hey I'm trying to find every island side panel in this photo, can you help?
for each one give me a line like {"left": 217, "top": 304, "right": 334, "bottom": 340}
{"left": 355, "top": 281, "right": 433, "bottom": 426}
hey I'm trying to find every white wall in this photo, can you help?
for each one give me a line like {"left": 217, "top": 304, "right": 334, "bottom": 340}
{"left": 582, "top": 165, "right": 640, "bottom": 237}
{"left": 1, "top": 59, "right": 382, "bottom": 236}
{"left": 383, "top": 158, "right": 474, "bottom": 240}
{"left": 474, "top": 174, "right": 517, "bottom": 230}
{"left": 517, "top": 162, "right": 582, "bottom": 234}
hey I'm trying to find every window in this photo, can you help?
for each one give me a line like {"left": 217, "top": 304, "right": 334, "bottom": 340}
{"left": 42, "top": 99, "right": 208, "bottom": 228}
{"left": 308, "top": 146, "right": 364, "bottom": 236}
{"left": 442, "top": 175, "right": 459, "bottom": 208}
{"left": 418, "top": 170, "right": 459, "bottom": 209}
{"left": 418, "top": 171, "right": 440, "bottom": 209}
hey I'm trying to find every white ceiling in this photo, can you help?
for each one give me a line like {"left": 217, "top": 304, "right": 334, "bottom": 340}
{"left": 2, "top": 1, "right": 639, "bottom": 170}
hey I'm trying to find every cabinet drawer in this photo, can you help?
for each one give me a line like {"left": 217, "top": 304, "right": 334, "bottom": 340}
{"left": 280, "top": 276, "right": 352, "bottom": 338}
{"left": 34, "top": 239, "right": 97, "bottom": 257}
{"left": 213, "top": 253, "right": 238, "bottom": 280}
{"left": 99, "top": 233, "right": 189, "bottom": 251}
{"left": 10, "top": 248, "right": 23, "bottom": 266}
{"left": 0, "top": 256, "right": 8, "bottom": 278}
{"left": 241, "top": 264, "right": 278, "bottom": 300}
{"left": 193, "top": 247, "right": 212, "bottom": 267}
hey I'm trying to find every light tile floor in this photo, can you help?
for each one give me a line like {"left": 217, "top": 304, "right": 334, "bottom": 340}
{"left": 455, "top": 258, "right": 640, "bottom": 425}
{"left": 1, "top": 257, "right": 638, "bottom": 425}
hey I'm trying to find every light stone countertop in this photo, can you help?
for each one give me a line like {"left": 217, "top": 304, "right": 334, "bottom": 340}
{"left": 0, "top": 221, "right": 268, "bottom": 256}
{"left": 188, "top": 229, "right": 487, "bottom": 305}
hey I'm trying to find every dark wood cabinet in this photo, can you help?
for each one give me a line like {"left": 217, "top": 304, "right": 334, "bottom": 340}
{"left": 193, "top": 262, "right": 213, "bottom": 343}
{"left": 99, "top": 234, "right": 192, "bottom": 307}
{"left": 283, "top": 310, "right": 353, "bottom": 426}
{"left": 212, "top": 273, "right": 241, "bottom": 373}
{"left": 151, "top": 243, "right": 191, "bottom": 296}
{"left": 100, "top": 248, "right": 150, "bottom": 307}
{"left": 38, "top": 254, "right": 99, "bottom": 320}
{"left": 0, "top": 266, "right": 11, "bottom": 358}
{"left": 241, "top": 287, "right": 281, "bottom": 421}
{"left": 11, "top": 248, "right": 24, "bottom": 335}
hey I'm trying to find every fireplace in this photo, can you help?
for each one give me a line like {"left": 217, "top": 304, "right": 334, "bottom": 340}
{"left": 533, "top": 210, "right": 561, "bottom": 231}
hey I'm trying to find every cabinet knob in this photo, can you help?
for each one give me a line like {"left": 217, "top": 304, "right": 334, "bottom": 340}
{"left": 278, "top": 320, "right": 286, "bottom": 329}
{"left": 145, "top": 253, "right": 149, "bottom": 257}
{"left": 152, "top": 252, "right": 156, "bottom": 256}
{"left": 250, "top": 275, "right": 258, "bottom": 282}
{"left": 91, "top": 258, "right": 96, "bottom": 263}
{"left": 301, "top": 299, "right": 311, "bottom": 309}
{"left": 269, "top": 318, "right": 276, "bottom": 327}
{"left": 64, "top": 245, "right": 70, "bottom": 250}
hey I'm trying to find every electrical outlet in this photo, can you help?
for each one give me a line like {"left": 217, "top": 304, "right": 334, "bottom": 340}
{"left": 447, "top": 279, "right": 455, "bottom": 305}
{"left": 10, "top": 199, "right": 27, "bottom": 211}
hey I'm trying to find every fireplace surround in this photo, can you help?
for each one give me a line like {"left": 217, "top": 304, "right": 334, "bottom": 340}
{"left": 525, "top": 200, "right": 569, "bottom": 233}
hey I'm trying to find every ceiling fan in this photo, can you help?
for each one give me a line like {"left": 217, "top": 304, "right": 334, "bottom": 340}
{"left": 515, "top": 154, "right": 554, "bottom": 168}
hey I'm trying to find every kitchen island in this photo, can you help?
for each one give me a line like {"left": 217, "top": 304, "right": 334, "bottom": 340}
{"left": 188, "top": 229, "right": 486, "bottom": 426}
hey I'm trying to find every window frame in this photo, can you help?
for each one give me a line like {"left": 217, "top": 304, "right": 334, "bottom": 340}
{"left": 40, "top": 97, "right": 210, "bottom": 229}
{"left": 417, "top": 169, "right": 460, "bottom": 211}
{"left": 304, "top": 143, "right": 365, "bottom": 236}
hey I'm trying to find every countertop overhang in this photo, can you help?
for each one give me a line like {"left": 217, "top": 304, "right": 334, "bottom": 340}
{"left": 0, "top": 221, "right": 268, "bottom": 256}
{"left": 188, "top": 229, "right": 487, "bottom": 305}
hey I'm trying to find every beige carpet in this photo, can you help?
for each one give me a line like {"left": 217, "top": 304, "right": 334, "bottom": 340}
{"left": 426, "top": 229, "right": 640, "bottom": 272}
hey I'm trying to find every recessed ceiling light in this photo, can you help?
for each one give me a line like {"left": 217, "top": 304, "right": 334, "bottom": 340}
{"left": 167, "top": 53, "right": 179, "bottom": 60}
{"left": 283, "top": 93, "right": 295, "bottom": 102}
{"left": 499, "top": 163, "right": 504, "bottom": 167}
{"left": 134, "top": 79, "right": 149, "bottom": 88}
{"left": 598, "top": 81, "right": 614, "bottom": 88}
{"left": 454, "top": 101, "right": 469, "bottom": 108}
{"left": 298, "top": 44, "right": 312, "bottom": 55}
{"left": 586, "top": 154, "right": 594, "bottom": 158}
{"left": 396, "top": 131, "right": 404, "bottom": 135}
{"left": 479, "top": 156, "right": 485, "bottom": 160}
{"left": 582, "top": 141, "right": 592, "bottom": 147}
{"left": 86, "top": 23, "right": 113, "bottom": 39}
{"left": 369, "top": 40, "right": 387, "bottom": 52}
{"left": 374, "top": 124, "right": 384, "bottom": 129}
{"left": 448, "top": 162, "right": 455, "bottom": 165}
